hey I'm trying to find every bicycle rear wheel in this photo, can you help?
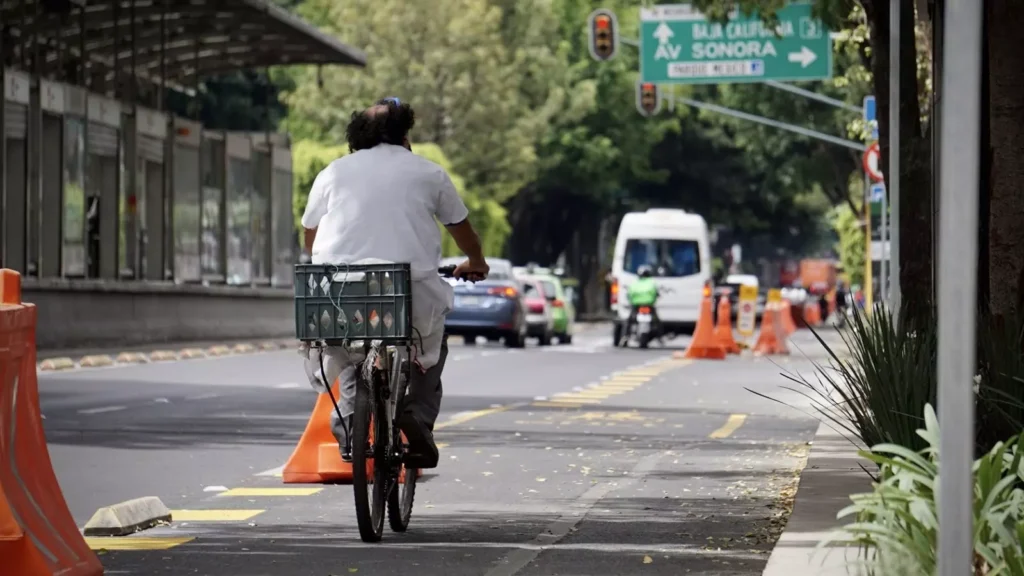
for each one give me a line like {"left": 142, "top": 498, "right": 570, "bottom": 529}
{"left": 352, "top": 378, "right": 386, "bottom": 542}
{"left": 388, "top": 355, "right": 416, "bottom": 532}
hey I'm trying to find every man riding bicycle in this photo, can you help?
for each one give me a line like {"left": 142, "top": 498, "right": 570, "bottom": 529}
{"left": 299, "top": 97, "right": 489, "bottom": 469}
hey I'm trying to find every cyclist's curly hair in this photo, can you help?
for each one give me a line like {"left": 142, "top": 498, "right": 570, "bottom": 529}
{"left": 345, "top": 98, "right": 416, "bottom": 152}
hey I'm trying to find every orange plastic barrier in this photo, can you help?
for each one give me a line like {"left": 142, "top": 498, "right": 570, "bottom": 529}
{"left": 780, "top": 300, "right": 798, "bottom": 335}
{"left": 282, "top": 378, "right": 417, "bottom": 484}
{"left": 683, "top": 293, "right": 727, "bottom": 360}
{"left": 803, "top": 300, "right": 822, "bottom": 327}
{"left": 753, "top": 303, "right": 790, "bottom": 356}
{"left": 713, "top": 297, "right": 740, "bottom": 355}
{"left": 0, "top": 269, "right": 104, "bottom": 576}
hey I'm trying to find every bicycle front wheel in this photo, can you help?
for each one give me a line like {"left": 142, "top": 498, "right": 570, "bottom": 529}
{"left": 352, "top": 379, "right": 386, "bottom": 542}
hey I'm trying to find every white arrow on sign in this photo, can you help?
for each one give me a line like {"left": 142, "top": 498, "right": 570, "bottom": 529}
{"left": 787, "top": 46, "right": 817, "bottom": 68}
{"left": 653, "top": 22, "right": 674, "bottom": 44}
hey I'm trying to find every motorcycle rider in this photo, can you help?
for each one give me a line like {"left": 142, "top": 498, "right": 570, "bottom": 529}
{"left": 625, "top": 265, "right": 661, "bottom": 339}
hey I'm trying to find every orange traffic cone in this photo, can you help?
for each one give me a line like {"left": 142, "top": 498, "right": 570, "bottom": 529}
{"left": 753, "top": 304, "right": 790, "bottom": 356}
{"left": 682, "top": 291, "right": 727, "bottom": 360}
{"left": 781, "top": 300, "right": 798, "bottom": 335}
{"left": 283, "top": 381, "right": 356, "bottom": 483}
{"left": 283, "top": 380, "right": 418, "bottom": 483}
{"left": 714, "top": 296, "right": 741, "bottom": 355}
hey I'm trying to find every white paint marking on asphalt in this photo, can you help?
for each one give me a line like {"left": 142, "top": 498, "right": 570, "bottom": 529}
{"left": 484, "top": 451, "right": 666, "bottom": 576}
{"left": 255, "top": 465, "right": 285, "bottom": 477}
{"left": 203, "top": 486, "right": 229, "bottom": 493}
{"left": 77, "top": 405, "right": 127, "bottom": 415}
{"left": 533, "top": 396, "right": 548, "bottom": 401}
{"left": 273, "top": 382, "right": 302, "bottom": 389}
{"left": 186, "top": 393, "right": 221, "bottom": 401}
{"left": 152, "top": 397, "right": 170, "bottom": 404}
{"left": 479, "top": 350, "right": 500, "bottom": 357}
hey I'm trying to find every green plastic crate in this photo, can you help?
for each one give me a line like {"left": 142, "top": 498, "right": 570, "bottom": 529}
{"left": 295, "top": 263, "right": 413, "bottom": 342}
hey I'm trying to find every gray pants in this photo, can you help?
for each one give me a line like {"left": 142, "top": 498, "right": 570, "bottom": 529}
{"left": 330, "top": 336, "right": 448, "bottom": 448}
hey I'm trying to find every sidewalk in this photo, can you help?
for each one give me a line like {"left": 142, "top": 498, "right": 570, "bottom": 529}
{"left": 763, "top": 420, "right": 873, "bottom": 576}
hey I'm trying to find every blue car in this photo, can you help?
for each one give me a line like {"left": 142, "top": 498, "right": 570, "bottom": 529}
{"left": 442, "top": 257, "right": 529, "bottom": 348}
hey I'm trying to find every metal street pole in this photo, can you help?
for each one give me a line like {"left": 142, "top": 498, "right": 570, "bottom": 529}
{"left": 889, "top": 0, "right": 901, "bottom": 312}
{"left": 880, "top": 185, "right": 888, "bottom": 306}
{"left": 864, "top": 173, "right": 873, "bottom": 312}
{"left": 937, "top": 0, "right": 981, "bottom": 574}
{"left": 764, "top": 80, "right": 862, "bottom": 113}
{"left": 674, "top": 96, "right": 866, "bottom": 151}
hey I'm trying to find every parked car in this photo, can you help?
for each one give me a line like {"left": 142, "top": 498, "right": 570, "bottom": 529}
{"left": 520, "top": 278, "right": 555, "bottom": 345}
{"left": 513, "top": 265, "right": 575, "bottom": 345}
{"left": 441, "top": 257, "right": 528, "bottom": 348}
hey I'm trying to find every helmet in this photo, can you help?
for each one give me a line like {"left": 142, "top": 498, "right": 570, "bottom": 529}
{"left": 637, "top": 265, "right": 653, "bottom": 278}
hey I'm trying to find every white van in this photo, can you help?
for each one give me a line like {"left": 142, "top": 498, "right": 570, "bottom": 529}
{"left": 610, "top": 208, "right": 712, "bottom": 342}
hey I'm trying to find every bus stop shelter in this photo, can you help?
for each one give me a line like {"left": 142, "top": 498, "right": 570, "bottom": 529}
{"left": 0, "top": 0, "right": 365, "bottom": 348}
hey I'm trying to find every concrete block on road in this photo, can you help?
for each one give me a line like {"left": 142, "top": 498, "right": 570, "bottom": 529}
{"left": 207, "top": 345, "right": 232, "bottom": 356}
{"left": 232, "top": 343, "right": 256, "bottom": 354}
{"left": 38, "top": 357, "right": 76, "bottom": 371}
{"left": 79, "top": 354, "right": 114, "bottom": 367}
{"left": 83, "top": 496, "right": 172, "bottom": 537}
{"left": 116, "top": 352, "right": 149, "bottom": 364}
{"left": 149, "top": 350, "right": 179, "bottom": 361}
{"left": 179, "top": 348, "right": 207, "bottom": 359}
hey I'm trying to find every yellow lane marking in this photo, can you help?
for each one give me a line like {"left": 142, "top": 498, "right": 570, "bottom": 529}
{"left": 544, "top": 397, "right": 603, "bottom": 404}
{"left": 709, "top": 414, "right": 748, "bottom": 439}
{"left": 218, "top": 487, "right": 323, "bottom": 497}
{"left": 554, "top": 391, "right": 614, "bottom": 399}
{"left": 85, "top": 536, "right": 194, "bottom": 551}
{"left": 170, "top": 509, "right": 265, "bottom": 522}
{"left": 595, "top": 382, "right": 643, "bottom": 389}
{"left": 436, "top": 404, "right": 515, "bottom": 430}
{"left": 436, "top": 442, "right": 449, "bottom": 449}
{"left": 532, "top": 401, "right": 583, "bottom": 408}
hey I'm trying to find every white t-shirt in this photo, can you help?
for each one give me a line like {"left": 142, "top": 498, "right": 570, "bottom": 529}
{"left": 300, "top": 144, "right": 469, "bottom": 368}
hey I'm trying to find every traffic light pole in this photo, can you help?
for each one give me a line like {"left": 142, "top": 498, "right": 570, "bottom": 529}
{"left": 614, "top": 36, "right": 865, "bottom": 152}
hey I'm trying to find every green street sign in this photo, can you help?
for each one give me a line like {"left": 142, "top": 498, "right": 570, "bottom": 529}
{"left": 639, "top": 3, "right": 833, "bottom": 85}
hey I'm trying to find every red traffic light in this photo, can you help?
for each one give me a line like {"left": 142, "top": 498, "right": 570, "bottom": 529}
{"left": 641, "top": 83, "right": 655, "bottom": 93}
{"left": 595, "top": 15, "right": 610, "bottom": 30}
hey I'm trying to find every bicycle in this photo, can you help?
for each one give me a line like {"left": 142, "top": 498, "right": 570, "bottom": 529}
{"left": 296, "top": 262, "right": 467, "bottom": 542}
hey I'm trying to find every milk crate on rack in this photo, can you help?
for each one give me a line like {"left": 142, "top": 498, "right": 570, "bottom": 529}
{"left": 294, "top": 262, "right": 413, "bottom": 343}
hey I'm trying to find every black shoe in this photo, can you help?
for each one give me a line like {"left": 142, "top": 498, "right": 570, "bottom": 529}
{"left": 398, "top": 413, "right": 439, "bottom": 469}
{"left": 341, "top": 443, "right": 353, "bottom": 463}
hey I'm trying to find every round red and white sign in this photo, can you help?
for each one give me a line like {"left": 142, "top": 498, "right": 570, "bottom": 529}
{"left": 863, "top": 142, "right": 884, "bottom": 182}
{"left": 741, "top": 302, "right": 753, "bottom": 314}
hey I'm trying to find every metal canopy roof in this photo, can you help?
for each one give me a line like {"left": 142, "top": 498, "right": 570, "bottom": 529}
{"left": 1, "top": 0, "right": 365, "bottom": 93}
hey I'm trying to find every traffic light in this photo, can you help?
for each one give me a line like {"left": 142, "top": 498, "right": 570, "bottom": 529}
{"left": 636, "top": 81, "right": 661, "bottom": 117}
{"left": 588, "top": 9, "right": 618, "bottom": 61}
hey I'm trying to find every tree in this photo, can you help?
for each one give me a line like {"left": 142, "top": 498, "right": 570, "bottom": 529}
{"left": 282, "top": 0, "right": 535, "bottom": 203}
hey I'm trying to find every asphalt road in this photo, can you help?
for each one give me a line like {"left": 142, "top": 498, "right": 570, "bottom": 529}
{"left": 40, "top": 325, "right": 834, "bottom": 576}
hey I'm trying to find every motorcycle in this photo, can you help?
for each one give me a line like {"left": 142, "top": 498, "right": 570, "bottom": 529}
{"left": 618, "top": 304, "right": 661, "bottom": 349}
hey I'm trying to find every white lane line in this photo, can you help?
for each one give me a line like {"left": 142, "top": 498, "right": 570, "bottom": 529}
{"left": 186, "top": 393, "right": 221, "bottom": 401}
{"left": 484, "top": 451, "right": 666, "bottom": 576}
{"left": 273, "top": 382, "right": 303, "bottom": 389}
{"left": 255, "top": 465, "right": 285, "bottom": 477}
{"left": 77, "top": 405, "right": 127, "bottom": 415}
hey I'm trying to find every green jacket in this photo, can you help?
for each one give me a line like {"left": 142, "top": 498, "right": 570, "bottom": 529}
{"left": 628, "top": 278, "right": 659, "bottom": 306}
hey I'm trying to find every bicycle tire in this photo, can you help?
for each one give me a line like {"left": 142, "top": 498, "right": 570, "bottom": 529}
{"left": 388, "top": 354, "right": 417, "bottom": 532}
{"left": 352, "top": 378, "right": 386, "bottom": 542}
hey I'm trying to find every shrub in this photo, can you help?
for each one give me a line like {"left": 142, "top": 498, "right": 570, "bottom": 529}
{"left": 823, "top": 404, "right": 1024, "bottom": 576}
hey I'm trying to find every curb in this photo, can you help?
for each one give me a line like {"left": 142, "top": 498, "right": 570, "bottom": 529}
{"left": 762, "top": 421, "right": 873, "bottom": 576}
{"left": 37, "top": 338, "right": 295, "bottom": 372}
{"left": 83, "top": 496, "right": 172, "bottom": 537}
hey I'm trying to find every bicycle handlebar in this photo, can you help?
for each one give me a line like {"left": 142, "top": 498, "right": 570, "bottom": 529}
{"left": 438, "top": 265, "right": 485, "bottom": 283}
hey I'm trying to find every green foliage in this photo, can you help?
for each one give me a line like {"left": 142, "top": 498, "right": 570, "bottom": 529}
{"left": 831, "top": 201, "right": 865, "bottom": 287}
{"left": 755, "top": 304, "right": 1024, "bottom": 457}
{"left": 825, "top": 405, "right": 1024, "bottom": 576}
